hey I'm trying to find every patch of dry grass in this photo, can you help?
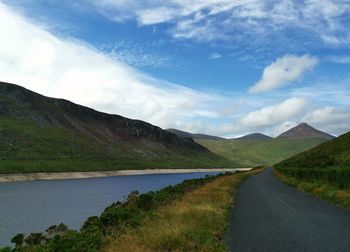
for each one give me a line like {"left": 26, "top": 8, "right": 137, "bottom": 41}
{"left": 104, "top": 169, "right": 262, "bottom": 252}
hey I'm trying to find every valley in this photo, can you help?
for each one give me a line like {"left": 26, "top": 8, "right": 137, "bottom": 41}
{"left": 1, "top": 83, "right": 349, "bottom": 252}
{"left": 1, "top": 2, "right": 350, "bottom": 251}
{"left": 174, "top": 123, "right": 332, "bottom": 167}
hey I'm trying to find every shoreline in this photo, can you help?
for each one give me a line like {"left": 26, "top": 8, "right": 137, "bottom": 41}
{"left": 0, "top": 168, "right": 251, "bottom": 183}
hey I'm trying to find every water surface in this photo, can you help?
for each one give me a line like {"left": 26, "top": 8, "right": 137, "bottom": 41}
{"left": 0, "top": 172, "right": 218, "bottom": 246}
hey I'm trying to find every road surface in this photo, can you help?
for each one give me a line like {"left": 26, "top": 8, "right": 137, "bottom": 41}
{"left": 225, "top": 168, "right": 350, "bottom": 252}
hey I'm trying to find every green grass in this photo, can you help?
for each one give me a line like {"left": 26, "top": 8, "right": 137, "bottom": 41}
{"left": 196, "top": 137, "right": 327, "bottom": 167}
{"left": 275, "top": 131, "right": 350, "bottom": 169}
{"left": 274, "top": 131, "right": 350, "bottom": 210}
{"left": 274, "top": 169, "right": 350, "bottom": 210}
{"left": 0, "top": 169, "right": 263, "bottom": 252}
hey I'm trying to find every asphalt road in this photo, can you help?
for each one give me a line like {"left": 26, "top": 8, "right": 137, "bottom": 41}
{"left": 225, "top": 168, "right": 350, "bottom": 252}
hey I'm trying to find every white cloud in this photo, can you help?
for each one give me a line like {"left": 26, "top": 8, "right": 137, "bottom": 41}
{"left": 302, "top": 106, "right": 350, "bottom": 136}
{"left": 0, "top": 3, "right": 221, "bottom": 129}
{"left": 249, "top": 55, "right": 318, "bottom": 93}
{"left": 137, "top": 7, "right": 178, "bottom": 25}
{"left": 88, "top": 0, "right": 350, "bottom": 45}
{"left": 104, "top": 40, "right": 171, "bottom": 68}
{"left": 1, "top": 2, "right": 350, "bottom": 138}
{"left": 209, "top": 53, "right": 222, "bottom": 60}
{"left": 272, "top": 121, "right": 298, "bottom": 136}
{"left": 199, "top": 98, "right": 307, "bottom": 137}
{"left": 238, "top": 97, "right": 307, "bottom": 128}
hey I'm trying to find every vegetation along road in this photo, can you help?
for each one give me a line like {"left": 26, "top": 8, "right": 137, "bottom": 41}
{"left": 225, "top": 168, "right": 350, "bottom": 252}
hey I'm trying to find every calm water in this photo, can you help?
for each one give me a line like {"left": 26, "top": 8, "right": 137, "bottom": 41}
{"left": 0, "top": 172, "right": 218, "bottom": 246}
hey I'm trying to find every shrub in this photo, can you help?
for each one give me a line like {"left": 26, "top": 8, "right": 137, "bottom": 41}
{"left": 24, "top": 232, "right": 46, "bottom": 246}
{"left": 11, "top": 233, "right": 24, "bottom": 248}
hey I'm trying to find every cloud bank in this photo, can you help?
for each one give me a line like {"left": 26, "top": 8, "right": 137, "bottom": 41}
{"left": 0, "top": 2, "right": 349, "bottom": 138}
{"left": 89, "top": 0, "right": 350, "bottom": 45}
{"left": 0, "top": 2, "right": 223, "bottom": 130}
{"left": 239, "top": 98, "right": 307, "bottom": 128}
{"left": 303, "top": 106, "right": 350, "bottom": 136}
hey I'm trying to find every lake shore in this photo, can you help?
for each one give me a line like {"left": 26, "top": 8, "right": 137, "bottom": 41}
{"left": 0, "top": 168, "right": 251, "bottom": 183}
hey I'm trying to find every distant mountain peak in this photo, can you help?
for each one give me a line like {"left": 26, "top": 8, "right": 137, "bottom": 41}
{"left": 165, "top": 128, "right": 224, "bottom": 140}
{"left": 277, "top": 122, "right": 334, "bottom": 139}
{"left": 235, "top": 133, "right": 272, "bottom": 140}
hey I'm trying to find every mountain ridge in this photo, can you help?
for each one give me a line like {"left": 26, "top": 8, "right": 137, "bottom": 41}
{"left": 0, "top": 81, "right": 231, "bottom": 173}
{"left": 277, "top": 122, "right": 334, "bottom": 139}
{"left": 235, "top": 133, "right": 272, "bottom": 140}
{"left": 166, "top": 128, "right": 224, "bottom": 140}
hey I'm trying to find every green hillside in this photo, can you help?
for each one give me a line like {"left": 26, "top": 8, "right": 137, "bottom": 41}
{"left": 275, "top": 131, "right": 350, "bottom": 189}
{"left": 275, "top": 131, "right": 350, "bottom": 169}
{"left": 274, "top": 132, "right": 350, "bottom": 207}
{"left": 196, "top": 137, "right": 328, "bottom": 167}
{"left": 0, "top": 82, "right": 232, "bottom": 173}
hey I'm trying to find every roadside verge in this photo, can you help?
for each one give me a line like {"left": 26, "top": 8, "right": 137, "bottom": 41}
{"left": 274, "top": 169, "right": 350, "bottom": 210}
{"left": 105, "top": 168, "right": 264, "bottom": 252}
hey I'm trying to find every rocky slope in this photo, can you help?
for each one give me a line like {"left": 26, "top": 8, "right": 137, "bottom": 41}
{"left": 0, "top": 82, "right": 230, "bottom": 173}
{"left": 277, "top": 123, "right": 334, "bottom": 139}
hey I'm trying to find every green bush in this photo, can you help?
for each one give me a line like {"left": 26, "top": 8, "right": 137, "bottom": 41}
{"left": 11, "top": 233, "right": 24, "bottom": 248}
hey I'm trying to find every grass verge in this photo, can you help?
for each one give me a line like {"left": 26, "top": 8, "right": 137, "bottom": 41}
{"left": 104, "top": 168, "right": 263, "bottom": 252}
{"left": 274, "top": 169, "right": 350, "bottom": 210}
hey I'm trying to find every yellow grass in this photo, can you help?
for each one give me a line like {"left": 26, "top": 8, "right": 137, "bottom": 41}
{"left": 104, "top": 169, "right": 263, "bottom": 252}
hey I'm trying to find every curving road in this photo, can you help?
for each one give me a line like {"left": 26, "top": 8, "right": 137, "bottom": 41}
{"left": 225, "top": 168, "right": 350, "bottom": 252}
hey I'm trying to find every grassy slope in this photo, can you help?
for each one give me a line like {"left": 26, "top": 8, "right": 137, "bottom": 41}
{"left": 0, "top": 116, "right": 232, "bottom": 173}
{"left": 196, "top": 137, "right": 327, "bottom": 167}
{"left": 275, "top": 131, "right": 350, "bottom": 169}
{"left": 105, "top": 169, "right": 263, "bottom": 252}
{"left": 274, "top": 131, "right": 350, "bottom": 209}
{"left": 0, "top": 82, "right": 233, "bottom": 173}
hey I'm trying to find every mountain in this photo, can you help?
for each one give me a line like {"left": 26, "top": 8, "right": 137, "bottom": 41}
{"left": 196, "top": 122, "right": 333, "bottom": 166}
{"left": 235, "top": 133, "right": 272, "bottom": 140}
{"left": 196, "top": 137, "right": 328, "bottom": 167}
{"left": 277, "top": 123, "right": 335, "bottom": 139}
{"left": 276, "top": 131, "right": 350, "bottom": 169}
{"left": 166, "top": 128, "right": 224, "bottom": 140}
{"left": 0, "top": 82, "right": 231, "bottom": 173}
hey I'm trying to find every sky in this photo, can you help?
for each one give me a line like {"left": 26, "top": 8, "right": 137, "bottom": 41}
{"left": 0, "top": 0, "right": 349, "bottom": 137}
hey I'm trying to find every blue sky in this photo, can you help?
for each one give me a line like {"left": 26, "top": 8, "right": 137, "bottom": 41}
{"left": 0, "top": 0, "right": 350, "bottom": 137}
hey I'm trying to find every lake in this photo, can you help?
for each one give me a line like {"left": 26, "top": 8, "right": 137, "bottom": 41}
{"left": 0, "top": 172, "right": 219, "bottom": 246}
